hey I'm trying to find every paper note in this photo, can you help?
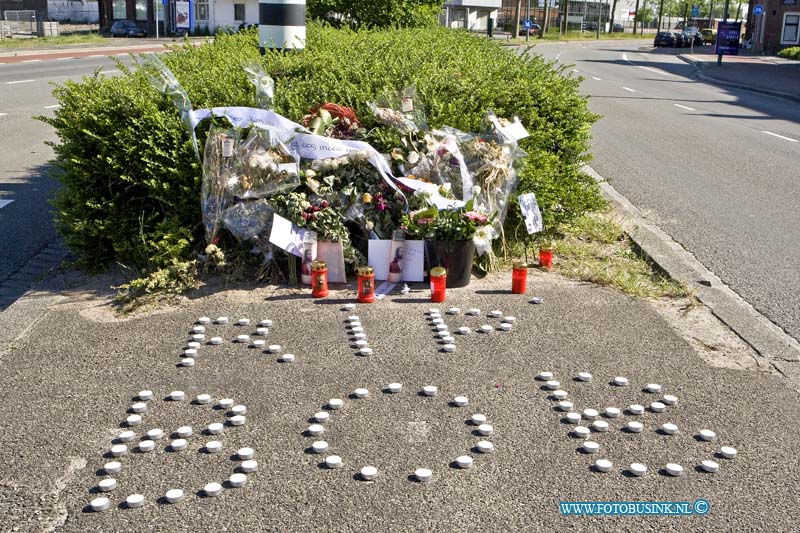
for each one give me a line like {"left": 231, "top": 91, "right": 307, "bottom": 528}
{"left": 518, "top": 192, "right": 544, "bottom": 235}
{"left": 268, "top": 213, "right": 305, "bottom": 257}
{"left": 368, "top": 239, "right": 425, "bottom": 282}
{"left": 317, "top": 241, "right": 346, "bottom": 283}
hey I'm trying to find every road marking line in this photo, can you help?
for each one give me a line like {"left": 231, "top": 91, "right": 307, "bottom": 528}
{"left": 55, "top": 57, "right": 75, "bottom": 60}
{"left": 639, "top": 65, "right": 677, "bottom": 76}
{"left": 761, "top": 131, "right": 799, "bottom": 143}
{"left": 622, "top": 86, "right": 636, "bottom": 92}
{"left": 21, "top": 59, "right": 42, "bottom": 63}
{"left": 115, "top": 53, "right": 129, "bottom": 57}
{"left": 622, "top": 53, "right": 631, "bottom": 62}
{"left": 674, "top": 104, "right": 696, "bottom": 111}
{"left": 87, "top": 54, "right": 106, "bottom": 58}
{"left": 5, "top": 79, "right": 35, "bottom": 85}
{"left": 43, "top": 104, "right": 61, "bottom": 109}
{"left": 572, "top": 69, "right": 579, "bottom": 73}
{"left": 592, "top": 76, "right": 602, "bottom": 81}
{"left": 0, "top": 113, "right": 7, "bottom": 116}
{"left": 101, "top": 69, "right": 121, "bottom": 75}
{"left": 0, "top": 199, "right": 14, "bottom": 209}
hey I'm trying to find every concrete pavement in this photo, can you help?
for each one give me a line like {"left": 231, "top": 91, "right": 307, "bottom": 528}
{"left": 1, "top": 270, "right": 799, "bottom": 531}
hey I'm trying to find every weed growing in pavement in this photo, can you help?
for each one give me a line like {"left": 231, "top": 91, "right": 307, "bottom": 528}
{"left": 507, "top": 211, "right": 691, "bottom": 300}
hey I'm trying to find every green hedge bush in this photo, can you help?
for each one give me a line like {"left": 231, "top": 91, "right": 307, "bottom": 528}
{"left": 777, "top": 46, "right": 800, "bottom": 60}
{"left": 43, "top": 24, "right": 603, "bottom": 275}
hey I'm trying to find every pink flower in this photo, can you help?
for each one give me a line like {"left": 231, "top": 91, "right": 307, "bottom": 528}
{"left": 416, "top": 218, "right": 433, "bottom": 225}
{"left": 466, "top": 211, "right": 488, "bottom": 224}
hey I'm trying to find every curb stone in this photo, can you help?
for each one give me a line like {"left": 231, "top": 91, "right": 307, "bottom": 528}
{"left": 584, "top": 164, "right": 800, "bottom": 376}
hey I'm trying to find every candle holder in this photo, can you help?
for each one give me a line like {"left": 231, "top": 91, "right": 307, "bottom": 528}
{"left": 311, "top": 260, "right": 328, "bottom": 298}
{"left": 539, "top": 245, "right": 553, "bottom": 270}
{"left": 430, "top": 266, "right": 447, "bottom": 303}
{"left": 357, "top": 266, "right": 375, "bottom": 303}
{"left": 511, "top": 261, "right": 527, "bottom": 294}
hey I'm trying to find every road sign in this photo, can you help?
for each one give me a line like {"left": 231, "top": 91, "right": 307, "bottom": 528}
{"left": 715, "top": 21, "right": 741, "bottom": 56}
{"left": 753, "top": 5, "right": 764, "bottom": 15}
{"left": 691, "top": 5, "right": 700, "bottom": 17}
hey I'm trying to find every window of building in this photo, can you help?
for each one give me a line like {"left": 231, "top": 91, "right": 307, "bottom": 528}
{"left": 196, "top": 0, "right": 209, "bottom": 21}
{"left": 234, "top": 3, "right": 245, "bottom": 21}
{"left": 782, "top": 14, "right": 799, "bottom": 44}
{"left": 135, "top": 0, "right": 147, "bottom": 21}
{"left": 112, "top": 0, "right": 126, "bottom": 19}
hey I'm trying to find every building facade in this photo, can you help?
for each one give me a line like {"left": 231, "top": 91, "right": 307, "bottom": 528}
{"left": 98, "top": 0, "right": 259, "bottom": 34}
{"left": 745, "top": 0, "right": 799, "bottom": 53}
{"left": 442, "top": 0, "right": 501, "bottom": 31}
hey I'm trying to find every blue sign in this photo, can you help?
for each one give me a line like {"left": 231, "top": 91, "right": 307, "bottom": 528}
{"left": 691, "top": 5, "right": 700, "bottom": 17}
{"left": 522, "top": 19, "right": 534, "bottom": 29}
{"left": 715, "top": 21, "right": 741, "bottom": 55}
{"left": 753, "top": 5, "right": 764, "bottom": 15}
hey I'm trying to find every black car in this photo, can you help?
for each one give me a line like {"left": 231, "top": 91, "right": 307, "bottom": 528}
{"left": 110, "top": 20, "right": 146, "bottom": 38}
{"left": 683, "top": 31, "right": 703, "bottom": 46}
{"left": 654, "top": 31, "right": 675, "bottom": 47}
{"left": 612, "top": 23, "right": 624, "bottom": 32}
{"left": 672, "top": 32, "right": 687, "bottom": 47}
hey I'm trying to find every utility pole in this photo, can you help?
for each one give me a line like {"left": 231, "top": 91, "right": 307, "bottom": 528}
{"left": 734, "top": 0, "right": 742, "bottom": 20}
{"left": 641, "top": 0, "right": 648, "bottom": 34}
{"left": 633, "top": 0, "right": 640, "bottom": 34}
{"left": 716, "top": 0, "right": 730, "bottom": 65}
{"left": 542, "top": 0, "right": 550, "bottom": 38}
{"left": 514, "top": 0, "right": 522, "bottom": 38}
{"left": 707, "top": 0, "right": 715, "bottom": 28}
{"left": 597, "top": 0, "right": 601, "bottom": 38}
{"left": 610, "top": 0, "right": 618, "bottom": 32}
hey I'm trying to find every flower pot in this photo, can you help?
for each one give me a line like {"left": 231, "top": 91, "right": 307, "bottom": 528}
{"left": 425, "top": 239, "right": 475, "bottom": 288}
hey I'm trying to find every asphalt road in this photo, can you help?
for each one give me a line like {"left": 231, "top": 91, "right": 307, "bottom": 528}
{"left": 0, "top": 53, "right": 136, "bottom": 283}
{"left": 528, "top": 40, "right": 800, "bottom": 343}
{"left": 1, "top": 275, "right": 799, "bottom": 531}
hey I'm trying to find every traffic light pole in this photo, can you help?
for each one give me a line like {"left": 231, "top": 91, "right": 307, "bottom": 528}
{"left": 716, "top": 0, "right": 730, "bottom": 66}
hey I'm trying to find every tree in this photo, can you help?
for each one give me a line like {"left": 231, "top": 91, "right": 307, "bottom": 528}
{"left": 307, "top": 0, "right": 445, "bottom": 28}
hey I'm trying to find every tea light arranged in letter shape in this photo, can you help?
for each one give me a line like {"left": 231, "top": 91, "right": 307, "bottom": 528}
{"left": 237, "top": 318, "right": 250, "bottom": 326}
{"left": 203, "top": 483, "right": 223, "bottom": 497}
{"left": 169, "top": 391, "right": 186, "bottom": 401}
{"left": 665, "top": 463, "right": 684, "bottom": 477}
{"left": 422, "top": 386, "right": 438, "bottom": 397}
{"left": 198, "top": 317, "right": 212, "bottom": 325}
{"left": 470, "top": 413, "right": 487, "bottom": 425}
{"left": 325, "top": 455, "right": 343, "bottom": 469}
{"left": 629, "top": 463, "right": 647, "bottom": 477}
{"left": 700, "top": 460, "right": 719, "bottom": 473}
{"left": 388, "top": 383, "right": 403, "bottom": 394}
{"left": 628, "top": 404, "right": 645, "bottom": 415}
{"left": 360, "top": 466, "right": 378, "bottom": 480}
{"left": 558, "top": 401, "right": 574, "bottom": 412}
{"left": 138, "top": 390, "right": 154, "bottom": 401}
{"left": 210, "top": 337, "right": 224, "bottom": 345}
{"left": 90, "top": 497, "right": 110, "bottom": 512}
{"left": 698, "top": 429, "right": 717, "bottom": 442}
{"left": 545, "top": 380, "right": 561, "bottom": 390}
{"left": 566, "top": 412, "right": 582, "bottom": 424}
{"left": 456, "top": 455, "right": 473, "bottom": 469}
{"left": 572, "top": 426, "right": 590, "bottom": 438}
{"left": 104, "top": 461, "right": 122, "bottom": 474}
{"left": 414, "top": 468, "right": 433, "bottom": 483}
{"left": 353, "top": 388, "right": 369, "bottom": 399}
{"left": 552, "top": 390, "right": 568, "bottom": 401}
{"left": 260, "top": 319, "right": 273, "bottom": 328}
{"left": 216, "top": 317, "right": 229, "bottom": 325}
{"left": 457, "top": 327, "right": 471, "bottom": 335}
{"left": 593, "top": 459, "right": 613, "bottom": 473}
{"left": 645, "top": 383, "right": 662, "bottom": 393}
{"left": 650, "top": 402, "right": 666, "bottom": 413}
{"left": 241, "top": 460, "right": 258, "bottom": 473}
{"left": 662, "top": 395, "right": 678, "bottom": 406}
{"left": 613, "top": 376, "right": 629, "bottom": 387}
{"left": 626, "top": 421, "right": 644, "bottom": 433}
{"left": 604, "top": 407, "right": 621, "bottom": 418}
{"left": 576, "top": 372, "right": 592, "bottom": 382}
{"left": 453, "top": 396, "right": 469, "bottom": 407}
{"left": 661, "top": 423, "right": 679, "bottom": 435}
{"left": 537, "top": 371, "right": 554, "bottom": 381}
{"left": 126, "top": 494, "right": 145, "bottom": 508}
{"left": 328, "top": 398, "right": 344, "bottom": 410}
{"left": 281, "top": 353, "right": 296, "bottom": 363}
{"left": 583, "top": 441, "right": 600, "bottom": 454}
{"left": 476, "top": 441, "right": 495, "bottom": 454}
{"left": 165, "top": 489, "right": 185, "bottom": 503}
{"left": 720, "top": 447, "right": 737, "bottom": 459}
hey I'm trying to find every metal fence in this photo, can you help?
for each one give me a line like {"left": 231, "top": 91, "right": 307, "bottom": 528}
{"left": 0, "top": 9, "right": 99, "bottom": 37}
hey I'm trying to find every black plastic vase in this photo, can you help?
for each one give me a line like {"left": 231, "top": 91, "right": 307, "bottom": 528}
{"left": 424, "top": 239, "right": 475, "bottom": 288}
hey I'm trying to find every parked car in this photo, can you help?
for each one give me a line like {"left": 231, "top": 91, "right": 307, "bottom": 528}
{"left": 672, "top": 32, "right": 687, "bottom": 47}
{"left": 654, "top": 31, "right": 675, "bottom": 47}
{"left": 110, "top": 20, "right": 146, "bottom": 38}
{"left": 684, "top": 31, "right": 703, "bottom": 46}
{"left": 612, "top": 23, "right": 624, "bottom": 32}
{"left": 582, "top": 22, "right": 598, "bottom": 32}
{"left": 701, "top": 28, "right": 717, "bottom": 45}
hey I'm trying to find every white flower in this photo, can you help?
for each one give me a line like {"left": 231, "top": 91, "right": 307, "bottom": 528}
{"left": 472, "top": 225, "right": 496, "bottom": 257}
{"left": 438, "top": 183, "right": 452, "bottom": 195}
{"left": 472, "top": 185, "right": 482, "bottom": 198}
{"left": 407, "top": 151, "right": 420, "bottom": 165}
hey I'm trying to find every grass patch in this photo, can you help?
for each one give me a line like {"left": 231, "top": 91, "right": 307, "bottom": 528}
{"left": 0, "top": 33, "right": 106, "bottom": 48}
{"left": 509, "top": 211, "right": 691, "bottom": 299}
{"left": 504, "top": 31, "right": 650, "bottom": 45}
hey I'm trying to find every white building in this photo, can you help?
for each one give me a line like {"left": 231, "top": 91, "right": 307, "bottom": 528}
{"left": 442, "top": 0, "right": 501, "bottom": 31}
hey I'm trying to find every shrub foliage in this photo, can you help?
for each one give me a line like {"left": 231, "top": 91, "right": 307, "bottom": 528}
{"left": 43, "top": 25, "right": 603, "bottom": 274}
{"left": 777, "top": 46, "right": 800, "bottom": 60}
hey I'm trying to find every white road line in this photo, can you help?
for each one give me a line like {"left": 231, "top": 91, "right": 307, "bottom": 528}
{"left": 0, "top": 199, "right": 14, "bottom": 209}
{"left": 761, "top": 131, "right": 799, "bottom": 143}
{"left": 22, "top": 59, "right": 42, "bottom": 63}
{"left": 100, "top": 69, "right": 121, "bottom": 75}
{"left": 623, "top": 87, "right": 636, "bottom": 92}
{"left": 592, "top": 76, "right": 602, "bottom": 81}
{"left": 572, "top": 69, "right": 579, "bottom": 73}
{"left": 56, "top": 57, "right": 76, "bottom": 60}
{"left": 87, "top": 54, "right": 107, "bottom": 58}
{"left": 0, "top": 112, "right": 7, "bottom": 116}
{"left": 43, "top": 104, "right": 61, "bottom": 109}
{"left": 115, "top": 53, "right": 129, "bottom": 57}
{"left": 622, "top": 53, "right": 631, "bottom": 62}
{"left": 5, "top": 79, "right": 35, "bottom": 85}
{"left": 639, "top": 65, "right": 677, "bottom": 76}
{"left": 674, "top": 104, "right": 696, "bottom": 111}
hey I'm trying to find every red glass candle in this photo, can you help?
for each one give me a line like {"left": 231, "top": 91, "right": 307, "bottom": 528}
{"left": 357, "top": 266, "right": 375, "bottom": 303}
{"left": 511, "top": 261, "right": 527, "bottom": 294}
{"left": 539, "top": 248, "right": 553, "bottom": 270}
{"left": 430, "top": 267, "right": 447, "bottom": 303}
{"left": 311, "top": 261, "right": 329, "bottom": 298}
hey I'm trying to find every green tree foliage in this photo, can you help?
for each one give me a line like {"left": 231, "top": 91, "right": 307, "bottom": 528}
{"left": 307, "top": 0, "right": 444, "bottom": 28}
{"left": 42, "top": 25, "right": 603, "bottom": 274}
